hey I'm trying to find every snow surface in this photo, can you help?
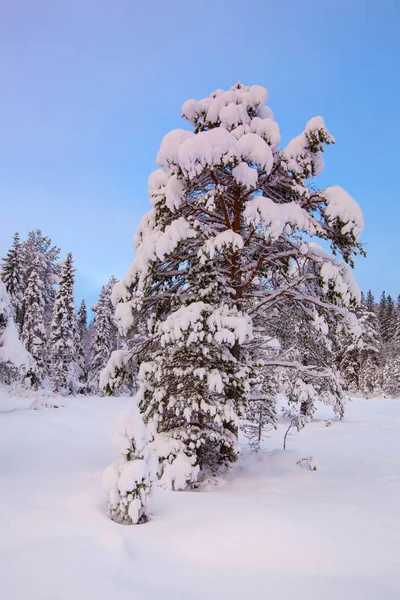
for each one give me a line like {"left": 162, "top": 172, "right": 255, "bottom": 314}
{"left": 0, "top": 388, "right": 399, "bottom": 599}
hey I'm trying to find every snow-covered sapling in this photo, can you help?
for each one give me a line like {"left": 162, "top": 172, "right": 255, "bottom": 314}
{"left": 242, "top": 396, "right": 275, "bottom": 452}
{"left": 297, "top": 456, "right": 319, "bottom": 471}
{"left": 103, "top": 408, "right": 156, "bottom": 524}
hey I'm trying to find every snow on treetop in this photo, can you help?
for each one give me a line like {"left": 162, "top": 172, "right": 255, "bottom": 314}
{"left": 177, "top": 127, "right": 237, "bottom": 177}
{"left": 181, "top": 83, "right": 269, "bottom": 129}
{"left": 323, "top": 186, "right": 364, "bottom": 238}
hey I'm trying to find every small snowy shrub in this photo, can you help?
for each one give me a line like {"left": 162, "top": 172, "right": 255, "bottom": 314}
{"left": 242, "top": 397, "right": 275, "bottom": 452}
{"left": 0, "top": 280, "right": 32, "bottom": 384}
{"left": 297, "top": 456, "right": 319, "bottom": 471}
{"left": 103, "top": 408, "right": 156, "bottom": 524}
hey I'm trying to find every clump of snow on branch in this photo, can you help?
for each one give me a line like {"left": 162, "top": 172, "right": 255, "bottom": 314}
{"left": 323, "top": 186, "right": 364, "bottom": 238}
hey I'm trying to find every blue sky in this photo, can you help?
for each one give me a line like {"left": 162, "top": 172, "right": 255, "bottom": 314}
{"left": 0, "top": 0, "right": 399, "bottom": 309}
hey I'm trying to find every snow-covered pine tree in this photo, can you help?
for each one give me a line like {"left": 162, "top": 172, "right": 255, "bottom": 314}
{"left": 49, "top": 253, "right": 79, "bottom": 394}
{"left": 394, "top": 295, "right": 400, "bottom": 346}
{"left": 88, "top": 277, "right": 118, "bottom": 394}
{"left": 0, "top": 280, "right": 31, "bottom": 384}
{"left": 339, "top": 291, "right": 382, "bottom": 395}
{"left": 378, "top": 292, "right": 388, "bottom": 343}
{"left": 105, "top": 83, "right": 364, "bottom": 489}
{"left": 21, "top": 230, "right": 61, "bottom": 332}
{"left": 242, "top": 368, "right": 278, "bottom": 451}
{"left": 77, "top": 299, "right": 88, "bottom": 337}
{"left": 384, "top": 295, "right": 396, "bottom": 344}
{"left": 75, "top": 299, "right": 89, "bottom": 389}
{"left": 365, "top": 289, "right": 376, "bottom": 312}
{"left": 103, "top": 408, "right": 157, "bottom": 524}
{"left": 358, "top": 291, "right": 382, "bottom": 396}
{"left": 382, "top": 355, "right": 400, "bottom": 398}
{"left": 21, "top": 255, "right": 47, "bottom": 385}
{"left": 0, "top": 233, "right": 25, "bottom": 330}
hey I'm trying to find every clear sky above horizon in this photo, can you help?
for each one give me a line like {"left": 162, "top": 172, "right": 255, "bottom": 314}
{"left": 1, "top": 0, "right": 399, "bottom": 309}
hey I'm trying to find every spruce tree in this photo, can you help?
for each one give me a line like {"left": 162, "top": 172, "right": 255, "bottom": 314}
{"left": 358, "top": 293, "right": 381, "bottom": 395}
{"left": 88, "top": 277, "right": 118, "bottom": 393}
{"left": 22, "top": 255, "right": 47, "bottom": 385}
{"left": 382, "top": 356, "right": 400, "bottom": 398}
{"left": 365, "top": 289, "right": 375, "bottom": 312}
{"left": 21, "top": 230, "right": 61, "bottom": 331}
{"left": 1, "top": 233, "right": 25, "bottom": 329}
{"left": 378, "top": 292, "right": 388, "bottom": 342}
{"left": 75, "top": 299, "right": 89, "bottom": 389}
{"left": 105, "top": 83, "right": 364, "bottom": 488}
{"left": 49, "top": 253, "right": 78, "bottom": 394}
{"left": 384, "top": 295, "right": 396, "bottom": 343}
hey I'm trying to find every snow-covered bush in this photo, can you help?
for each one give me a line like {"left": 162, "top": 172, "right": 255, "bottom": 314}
{"left": 103, "top": 408, "right": 157, "bottom": 524}
{"left": 0, "top": 280, "right": 32, "bottom": 384}
{"left": 297, "top": 456, "right": 319, "bottom": 471}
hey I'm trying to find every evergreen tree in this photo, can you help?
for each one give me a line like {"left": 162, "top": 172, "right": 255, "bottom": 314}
{"left": 49, "top": 253, "right": 78, "bottom": 394}
{"left": 21, "top": 230, "right": 61, "bottom": 331}
{"left": 339, "top": 291, "right": 382, "bottom": 395}
{"left": 103, "top": 409, "right": 156, "bottom": 524}
{"left": 21, "top": 256, "right": 47, "bottom": 385}
{"left": 384, "top": 295, "right": 396, "bottom": 343}
{"left": 365, "top": 289, "right": 375, "bottom": 312}
{"left": 88, "top": 277, "right": 118, "bottom": 393}
{"left": 378, "top": 292, "right": 388, "bottom": 342}
{"left": 393, "top": 295, "right": 400, "bottom": 344}
{"left": 382, "top": 356, "right": 400, "bottom": 398}
{"left": 75, "top": 299, "right": 89, "bottom": 389}
{"left": 358, "top": 292, "right": 381, "bottom": 395}
{"left": 0, "top": 233, "right": 25, "bottom": 329}
{"left": 104, "top": 83, "right": 364, "bottom": 488}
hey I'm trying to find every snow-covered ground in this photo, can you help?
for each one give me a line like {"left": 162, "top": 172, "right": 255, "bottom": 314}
{"left": 0, "top": 389, "right": 399, "bottom": 600}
